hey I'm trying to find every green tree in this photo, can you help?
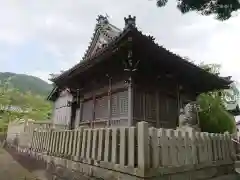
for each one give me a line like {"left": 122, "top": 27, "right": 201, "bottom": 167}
{"left": 197, "top": 93, "right": 236, "bottom": 133}
{"left": 155, "top": 0, "right": 240, "bottom": 20}
{"left": 0, "top": 80, "right": 52, "bottom": 132}
{"left": 197, "top": 63, "right": 237, "bottom": 133}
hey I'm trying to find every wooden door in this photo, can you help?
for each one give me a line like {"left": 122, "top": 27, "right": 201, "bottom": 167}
{"left": 159, "top": 93, "right": 178, "bottom": 128}
{"left": 70, "top": 102, "right": 77, "bottom": 130}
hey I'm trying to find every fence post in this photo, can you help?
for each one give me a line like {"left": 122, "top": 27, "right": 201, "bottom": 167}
{"left": 137, "top": 121, "right": 149, "bottom": 176}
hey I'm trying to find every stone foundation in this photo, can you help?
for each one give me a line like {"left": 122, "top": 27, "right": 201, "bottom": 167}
{"left": 7, "top": 145, "right": 238, "bottom": 180}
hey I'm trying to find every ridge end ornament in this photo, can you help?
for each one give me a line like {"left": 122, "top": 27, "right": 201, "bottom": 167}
{"left": 124, "top": 15, "right": 136, "bottom": 29}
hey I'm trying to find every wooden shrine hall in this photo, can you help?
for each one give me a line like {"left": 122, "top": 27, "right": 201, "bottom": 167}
{"left": 47, "top": 15, "right": 231, "bottom": 130}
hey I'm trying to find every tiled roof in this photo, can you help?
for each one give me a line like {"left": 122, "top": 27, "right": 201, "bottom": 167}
{"left": 50, "top": 15, "right": 231, "bottom": 93}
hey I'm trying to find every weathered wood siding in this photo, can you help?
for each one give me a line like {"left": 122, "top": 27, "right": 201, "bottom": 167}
{"left": 111, "top": 90, "right": 128, "bottom": 126}
{"left": 82, "top": 100, "right": 93, "bottom": 122}
{"left": 133, "top": 80, "right": 196, "bottom": 129}
{"left": 80, "top": 90, "right": 128, "bottom": 127}
{"left": 52, "top": 77, "right": 196, "bottom": 129}
{"left": 52, "top": 89, "right": 73, "bottom": 128}
{"left": 158, "top": 93, "right": 178, "bottom": 128}
{"left": 95, "top": 95, "right": 108, "bottom": 120}
{"left": 77, "top": 80, "right": 129, "bottom": 128}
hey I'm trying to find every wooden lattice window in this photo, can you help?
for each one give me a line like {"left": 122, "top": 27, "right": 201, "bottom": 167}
{"left": 111, "top": 93, "right": 119, "bottom": 118}
{"left": 95, "top": 96, "right": 108, "bottom": 120}
{"left": 82, "top": 100, "right": 93, "bottom": 122}
{"left": 111, "top": 91, "right": 128, "bottom": 118}
{"left": 119, "top": 91, "right": 128, "bottom": 117}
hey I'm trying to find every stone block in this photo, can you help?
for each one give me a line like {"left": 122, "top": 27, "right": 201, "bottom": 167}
{"left": 192, "top": 167, "right": 217, "bottom": 180}
{"left": 170, "top": 173, "right": 191, "bottom": 180}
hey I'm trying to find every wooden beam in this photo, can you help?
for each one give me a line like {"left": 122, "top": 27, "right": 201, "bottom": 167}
{"left": 75, "top": 98, "right": 84, "bottom": 128}
{"left": 156, "top": 90, "right": 160, "bottom": 128}
{"left": 128, "top": 77, "right": 134, "bottom": 126}
{"left": 107, "top": 76, "right": 112, "bottom": 127}
{"left": 143, "top": 92, "right": 146, "bottom": 122}
{"left": 176, "top": 84, "right": 181, "bottom": 127}
{"left": 91, "top": 93, "right": 96, "bottom": 128}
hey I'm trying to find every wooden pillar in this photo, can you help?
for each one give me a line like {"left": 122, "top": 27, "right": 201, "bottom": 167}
{"left": 107, "top": 76, "right": 112, "bottom": 127}
{"left": 176, "top": 84, "right": 181, "bottom": 127}
{"left": 79, "top": 99, "right": 84, "bottom": 123}
{"left": 75, "top": 111, "right": 80, "bottom": 129}
{"left": 143, "top": 92, "right": 146, "bottom": 121}
{"left": 123, "top": 35, "right": 138, "bottom": 127}
{"left": 128, "top": 77, "right": 134, "bottom": 126}
{"left": 91, "top": 94, "right": 96, "bottom": 128}
{"left": 156, "top": 90, "right": 160, "bottom": 128}
{"left": 74, "top": 89, "right": 80, "bottom": 129}
{"left": 75, "top": 97, "right": 83, "bottom": 128}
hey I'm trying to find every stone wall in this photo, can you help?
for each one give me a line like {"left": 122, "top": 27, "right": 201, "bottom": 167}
{"left": 6, "top": 119, "right": 26, "bottom": 145}
{"left": 6, "top": 119, "right": 52, "bottom": 148}
{"left": 34, "top": 154, "right": 237, "bottom": 180}
{"left": 12, "top": 121, "right": 239, "bottom": 179}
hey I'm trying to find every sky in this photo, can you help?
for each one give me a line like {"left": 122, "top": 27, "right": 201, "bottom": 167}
{"left": 1, "top": 0, "right": 240, "bottom": 84}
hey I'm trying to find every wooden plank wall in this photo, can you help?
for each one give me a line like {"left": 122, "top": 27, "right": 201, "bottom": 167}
{"left": 133, "top": 90, "right": 179, "bottom": 129}
{"left": 52, "top": 89, "right": 73, "bottom": 128}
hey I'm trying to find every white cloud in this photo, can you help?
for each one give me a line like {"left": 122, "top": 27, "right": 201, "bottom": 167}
{"left": 0, "top": 0, "right": 240, "bottom": 85}
{"left": 175, "top": 15, "right": 240, "bottom": 81}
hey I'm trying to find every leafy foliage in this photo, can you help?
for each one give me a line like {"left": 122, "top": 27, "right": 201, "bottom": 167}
{"left": 0, "top": 72, "right": 52, "bottom": 96}
{"left": 0, "top": 79, "right": 52, "bottom": 132}
{"left": 197, "top": 92, "right": 236, "bottom": 133}
{"left": 197, "top": 63, "right": 237, "bottom": 133}
{"left": 155, "top": 0, "right": 240, "bottom": 20}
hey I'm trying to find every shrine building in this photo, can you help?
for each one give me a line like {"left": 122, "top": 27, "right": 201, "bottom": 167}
{"left": 47, "top": 15, "right": 231, "bottom": 130}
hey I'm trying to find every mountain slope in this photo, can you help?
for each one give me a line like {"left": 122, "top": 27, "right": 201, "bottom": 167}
{"left": 0, "top": 72, "right": 52, "bottom": 96}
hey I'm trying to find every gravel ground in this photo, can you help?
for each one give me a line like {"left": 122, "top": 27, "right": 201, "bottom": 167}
{"left": 0, "top": 148, "right": 37, "bottom": 180}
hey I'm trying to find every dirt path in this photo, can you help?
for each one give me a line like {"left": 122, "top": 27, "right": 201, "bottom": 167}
{"left": 0, "top": 148, "right": 38, "bottom": 180}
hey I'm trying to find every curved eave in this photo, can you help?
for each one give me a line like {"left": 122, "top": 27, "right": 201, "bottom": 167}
{"left": 46, "top": 86, "right": 58, "bottom": 101}
{"left": 52, "top": 26, "right": 232, "bottom": 93}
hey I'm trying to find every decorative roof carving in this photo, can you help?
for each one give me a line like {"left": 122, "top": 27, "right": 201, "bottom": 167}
{"left": 83, "top": 14, "right": 122, "bottom": 60}
{"left": 124, "top": 15, "right": 136, "bottom": 29}
{"left": 147, "top": 35, "right": 155, "bottom": 41}
{"left": 96, "top": 15, "right": 109, "bottom": 25}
